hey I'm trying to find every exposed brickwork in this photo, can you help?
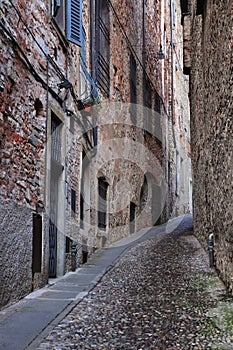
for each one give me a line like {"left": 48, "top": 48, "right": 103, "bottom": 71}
{"left": 0, "top": 0, "right": 83, "bottom": 308}
{"left": 0, "top": 0, "right": 191, "bottom": 309}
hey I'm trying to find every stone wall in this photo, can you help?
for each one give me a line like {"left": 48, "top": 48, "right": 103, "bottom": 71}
{"left": 188, "top": 0, "right": 233, "bottom": 291}
{"left": 81, "top": 0, "right": 166, "bottom": 248}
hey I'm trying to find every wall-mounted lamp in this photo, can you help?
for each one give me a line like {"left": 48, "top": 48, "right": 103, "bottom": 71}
{"left": 157, "top": 45, "right": 165, "bottom": 60}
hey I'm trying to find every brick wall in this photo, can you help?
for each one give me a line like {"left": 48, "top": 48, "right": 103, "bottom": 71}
{"left": 0, "top": 0, "right": 83, "bottom": 308}
{"left": 0, "top": 0, "right": 192, "bottom": 309}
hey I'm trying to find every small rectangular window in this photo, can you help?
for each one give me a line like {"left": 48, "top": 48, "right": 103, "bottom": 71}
{"left": 130, "top": 202, "right": 136, "bottom": 234}
{"left": 80, "top": 193, "right": 84, "bottom": 228}
{"left": 154, "top": 91, "right": 161, "bottom": 113}
{"left": 71, "top": 189, "right": 76, "bottom": 216}
{"left": 66, "top": 236, "right": 71, "bottom": 253}
{"left": 32, "top": 214, "right": 42, "bottom": 273}
{"left": 143, "top": 77, "right": 152, "bottom": 132}
{"left": 93, "top": 126, "right": 98, "bottom": 147}
{"left": 98, "top": 177, "right": 108, "bottom": 230}
{"left": 196, "top": 0, "right": 205, "bottom": 16}
{"left": 51, "top": 112, "right": 62, "bottom": 164}
{"left": 130, "top": 54, "right": 137, "bottom": 122}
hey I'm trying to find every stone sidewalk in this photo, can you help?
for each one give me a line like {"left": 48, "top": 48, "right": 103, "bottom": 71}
{"left": 1, "top": 214, "right": 233, "bottom": 349}
{"left": 0, "top": 215, "right": 187, "bottom": 350}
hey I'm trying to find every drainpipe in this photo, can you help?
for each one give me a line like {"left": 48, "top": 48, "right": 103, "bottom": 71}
{"left": 208, "top": 233, "right": 214, "bottom": 268}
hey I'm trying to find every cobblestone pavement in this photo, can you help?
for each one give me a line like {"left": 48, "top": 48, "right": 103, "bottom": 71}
{"left": 36, "top": 221, "right": 233, "bottom": 350}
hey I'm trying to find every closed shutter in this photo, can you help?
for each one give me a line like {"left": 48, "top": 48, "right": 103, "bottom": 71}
{"left": 96, "top": 0, "right": 110, "bottom": 97}
{"left": 66, "top": 0, "right": 83, "bottom": 46}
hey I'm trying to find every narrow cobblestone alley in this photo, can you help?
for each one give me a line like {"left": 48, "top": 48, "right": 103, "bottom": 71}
{"left": 35, "top": 217, "right": 233, "bottom": 350}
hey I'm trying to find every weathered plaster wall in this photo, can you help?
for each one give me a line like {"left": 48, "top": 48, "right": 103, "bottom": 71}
{"left": 0, "top": 200, "right": 32, "bottom": 307}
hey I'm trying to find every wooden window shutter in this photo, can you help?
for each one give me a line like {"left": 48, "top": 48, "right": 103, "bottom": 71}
{"left": 66, "top": 0, "right": 83, "bottom": 46}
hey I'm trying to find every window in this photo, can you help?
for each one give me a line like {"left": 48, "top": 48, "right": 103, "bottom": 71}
{"left": 32, "top": 214, "right": 42, "bottom": 273}
{"left": 93, "top": 125, "right": 98, "bottom": 147}
{"left": 52, "top": 0, "right": 83, "bottom": 46}
{"left": 80, "top": 193, "right": 84, "bottom": 227}
{"left": 154, "top": 90, "right": 161, "bottom": 114}
{"left": 71, "top": 188, "right": 76, "bottom": 216}
{"left": 98, "top": 177, "right": 108, "bottom": 230}
{"left": 196, "top": 0, "right": 205, "bottom": 16}
{"left": 130, "top": 202, "right": 136, "bottom": 234}
{"left": 79, "top": 26, "right": 99, "bottom": 103}
{"left": 95, "top": 0, "right": 110, "bottom": 97}
{"left": 51, "top": 112, "right": 62, "bottom": 164}
{"left": 130, "top": 54, "right": 137, "bottom": 121}
{"left": 140, "top": 176, "right": 148, "bottom": 211}
{"left": 143, "top": 77, "right": 152, "bottom": 132}
{"left": 66, "top": 236, "right": 72, "bottom": 253}
{"left": 79, "top": 27, "right": 88, "bottom": 100}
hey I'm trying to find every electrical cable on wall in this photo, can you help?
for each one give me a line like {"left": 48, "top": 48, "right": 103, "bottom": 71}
{"left": 0, "top": 20, "right": 95, "bottom": 150}
{"left": 107, "top": 0, "right": 168, "bottom": 116}
{"left": 0, "top": 21, "right": 64, "bottom": 106}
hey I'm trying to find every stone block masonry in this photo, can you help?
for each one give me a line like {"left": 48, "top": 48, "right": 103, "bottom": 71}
{"left": 188, "top": 0, "right": 233, "bottom": 291}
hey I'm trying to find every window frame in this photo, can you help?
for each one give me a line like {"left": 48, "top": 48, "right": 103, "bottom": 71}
{"left": 51, "top": 0, "right": 83, "bottom": 47}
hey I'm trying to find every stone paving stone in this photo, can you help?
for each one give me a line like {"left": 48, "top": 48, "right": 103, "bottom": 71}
{"left": 36, "top": 226, "right": 233, "bottom": 350}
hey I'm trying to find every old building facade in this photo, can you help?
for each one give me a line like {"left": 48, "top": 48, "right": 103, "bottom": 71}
{"left": 0, "top": 0, "right": 191, "bottom": 309}
{"left": 163, "top": 0, "right": 192, "bottom": 218}
{"left": 182, "top": 0, "right": 233, "bottom": 291}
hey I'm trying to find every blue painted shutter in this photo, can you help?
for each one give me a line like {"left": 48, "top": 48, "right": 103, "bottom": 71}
{"left": 66, "top": 0, "right": 83, "bottom": 46}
